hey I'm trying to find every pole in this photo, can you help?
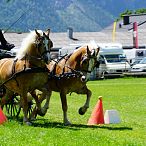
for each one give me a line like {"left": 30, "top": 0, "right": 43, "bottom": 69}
{"left": 133, "top": 22, "right": 138, "bottom": 49}
{"left": 112, "top": 21, "right": 117, "bottom": 42}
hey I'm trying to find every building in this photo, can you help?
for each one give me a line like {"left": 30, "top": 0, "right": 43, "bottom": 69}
{"left": 3, "top": 13, "right": 146, "bottom": 57}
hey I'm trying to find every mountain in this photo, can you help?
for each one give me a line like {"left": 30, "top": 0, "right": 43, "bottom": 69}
{"left": 0, "top": 0, "right": 146, "bottom": 32}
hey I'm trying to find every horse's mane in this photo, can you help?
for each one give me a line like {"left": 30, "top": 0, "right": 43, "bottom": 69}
{"left": 15, "top": 30, "right": 43, "bottom": 60}
{"left": 49, "top": 41, "right": 98, "bottom": 73}
{"left": 72, "top": 40, "right": 98, "bottom": 55}
{"left": 85, "top": 40, "right": 98, "bottom": 51}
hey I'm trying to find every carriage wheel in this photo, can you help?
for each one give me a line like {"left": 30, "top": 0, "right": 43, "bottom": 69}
{"left": 27, "top": 100, "right": 36, "bottom": 120}
{"left": 1, "top": 91, "right": 37, "bottom": 120}
{"left": 5, "top": 95, "right": 36, "bottom": 119}
{"left": 0, "top": 87, "right": 21, "bottom": 118}
{"left": 4, "top": 95, "right": 21, "bottom": 118}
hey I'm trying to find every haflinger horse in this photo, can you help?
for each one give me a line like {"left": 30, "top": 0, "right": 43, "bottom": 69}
{"left": 34, "top": 41, "right": 100, "bottom": 125}
{"left": 0, "top": 29, "right": 53, "bottom": 125}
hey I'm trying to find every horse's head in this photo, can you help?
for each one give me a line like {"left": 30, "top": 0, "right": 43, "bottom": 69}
{"left": 80, "top": 43, "right": 100, "bottom": 81}
{"left": 16, "top": 29, "right": 53, "bottom": 64}
{"left": 34, "top": 29, "right": 53, "bottom": 64}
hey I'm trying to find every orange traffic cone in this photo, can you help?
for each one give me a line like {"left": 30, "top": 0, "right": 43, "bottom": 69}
{"left": 87, "top": 96, "right": 104, "bottom": 125}
{"left": 0, "top": 107, "right": 7, "bottom": 125}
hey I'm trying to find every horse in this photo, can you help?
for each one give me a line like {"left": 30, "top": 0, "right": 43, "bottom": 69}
{"left": 33, "top": 41, "right": 100, "bottom": 125}
{"left": 0, "top": 29, "right": 53, "bottom": 125}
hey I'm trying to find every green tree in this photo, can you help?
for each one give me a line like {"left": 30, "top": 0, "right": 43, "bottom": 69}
{"left": 135, "top": 8, "right": 146, "bottom": 14}
{"left": 120, "top": 9, "right": 133, "bottom": 17}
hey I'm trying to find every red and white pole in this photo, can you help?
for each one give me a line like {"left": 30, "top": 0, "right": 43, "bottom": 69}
{"left": 133, "top": 22, "right": 138, "bottom": 49}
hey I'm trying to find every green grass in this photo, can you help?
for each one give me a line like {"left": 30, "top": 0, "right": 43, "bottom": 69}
{"left": 0, "top": 77, "right": 146, "bottom": 146}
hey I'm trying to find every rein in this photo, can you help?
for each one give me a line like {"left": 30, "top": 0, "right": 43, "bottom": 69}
{"left": 25, "top": 53, "right": 42, "bottom": 61}
{"left": 0, "top": 65, "right": 50, "bottom": 90}
{"left": 0, "top": 54, "right": 50, "bottom": 90}
{"left": 81, "top": 70, "right": 92, "bottom": 73}
{"left": 81, "top": 53, "right": 98, "bottom": 73}
{"left": 35, "top": 36, "right": 51, "bottom": 59}
{"left": 52, "top": 55, "right": 84, "bottom": 77}
{"left": 36, "top": 43, "right": 50, "bottom": 60}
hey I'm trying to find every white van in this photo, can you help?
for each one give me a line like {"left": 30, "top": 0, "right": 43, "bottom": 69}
{"left": 123, "top": 48, "right": 146, "bottom": 65}
{"left": 97, "top": 43, "right": 131, "bottom": 78}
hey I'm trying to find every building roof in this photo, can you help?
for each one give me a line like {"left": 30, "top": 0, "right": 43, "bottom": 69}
{"left": 104, "top": 13, "right": 146, "bottom": 32}
{"left": 3, "top": 14, "right": 146, "bottom": 52}
{"left": 4, "top": 29, "right": 146, "bottom": 50}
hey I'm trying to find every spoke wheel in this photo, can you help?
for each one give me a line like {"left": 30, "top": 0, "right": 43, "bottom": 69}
{"left": 4, "top": 94, "right": 21, "bottom": 118}
{"left": 27, "top": 100, "right": 36, "bottom": 119}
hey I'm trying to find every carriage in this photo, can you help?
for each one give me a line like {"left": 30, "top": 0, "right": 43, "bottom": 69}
{"left": 0, "top": 30, "right": 100, "bottom": 125}
{"left": 0, "top": 43, "right": 46, "bottom": 119}
{"left": 0, "top": 29, "right": 53, "bottom": 125}
{"left": 0, "top": 48, "right": 21, "bottom": 117}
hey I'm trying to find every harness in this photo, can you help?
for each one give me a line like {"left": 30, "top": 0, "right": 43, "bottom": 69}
{"left": 81, "top": 55, "right": 98, "bottom": 73}
{"left": 0, "top": 32, "right": 52, "bottom": 90}
{"left": 49, "top": 53, "right": 84, "bottom": 79}
{"left": 49, "top": 48, "right": 98, "bottom": 85}
{"left": 0, "top": 58, "right": 50, "bottom": 90}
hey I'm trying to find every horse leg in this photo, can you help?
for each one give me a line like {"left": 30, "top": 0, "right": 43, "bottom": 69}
{"left": 27, "top": 91, "right": 39, "bottom": 121}
{"left": 28, "top": 89, "right": 46, "bottom": 120}
{"left": 21, "top": 93, "right": 32, "bottom": 125}
{"left": 60, "top": 92, "right": 71, "bottom": 126}
{"left": 39, "top": 89, "right": 52, "bottom": 116}
{"left": 30, "top": 89, "right": 52, "bottom": 118}
{"left": 78, "top": 86, "right": 92, "bottom": 115}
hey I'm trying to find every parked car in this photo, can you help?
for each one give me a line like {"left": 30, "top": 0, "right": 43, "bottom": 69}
{"left": 131, "top": 57, "right": 146, "bottom": 72}
{"left": 96, "top": 43, "right": 131, "bottom": 78}
{"left": 123, "top": 48, "right": 146, "bottom": 65}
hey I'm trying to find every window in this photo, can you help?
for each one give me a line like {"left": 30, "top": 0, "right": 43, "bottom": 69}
{"left": 104, "top": 54, "right": 126, "bottom": 63}
{"left": 136, "top": 51, "right": 144, "bottom": 57}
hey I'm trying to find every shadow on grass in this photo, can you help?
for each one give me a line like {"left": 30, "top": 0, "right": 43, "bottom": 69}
{"left": 8, "top": 117, "right": 133, "bottom": 131}
{"left": 32, "top": 119, "right": 133, "bottom": 131}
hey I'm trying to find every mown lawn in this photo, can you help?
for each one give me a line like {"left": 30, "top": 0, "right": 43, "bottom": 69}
{"left": 0, "top": 77, "right": 146, "bottom": 146}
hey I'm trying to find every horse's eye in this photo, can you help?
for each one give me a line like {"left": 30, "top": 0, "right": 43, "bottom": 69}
{"left": 83, "top": 59, "right": 88, "bottom": 64}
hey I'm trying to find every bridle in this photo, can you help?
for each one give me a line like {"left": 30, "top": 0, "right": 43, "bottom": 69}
{"left": 81, "top": 49, "right": 98, "bottom": 74}
{"left": 35, "top": 34, "right": 53, "bottom": 61}
{"left": 0, "top": 29, "right": 53, "bottom": 91}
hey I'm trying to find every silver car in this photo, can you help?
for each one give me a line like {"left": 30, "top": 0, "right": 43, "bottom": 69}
{"left": 131, "top": 57, "right": 146, "bottom": 72}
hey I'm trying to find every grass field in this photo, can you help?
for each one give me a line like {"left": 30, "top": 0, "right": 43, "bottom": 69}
{"left": 0, "top": 77, "right": 146, "bottom": 146}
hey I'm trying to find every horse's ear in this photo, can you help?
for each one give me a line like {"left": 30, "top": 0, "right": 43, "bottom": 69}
{"left": 43, "top": 32, "right": 47, "bottom": 37}
{"left": 46, "top": 29, "right": 50, "bottom": 38}
{"left": 35, "top": 29, "right": 40, "bottom": 37}
{"left": 91, "top": 49, "right": 96, "bottom": 56}
{"left": 87, "top": 46, "right": 90, "bottom": 55}
{"left": 96, "top": 46, "right": 100, "bottom": 56}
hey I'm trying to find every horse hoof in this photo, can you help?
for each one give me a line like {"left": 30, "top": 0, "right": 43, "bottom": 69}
{"left": 37, "top": 109, "right": 46, "bottom": 116}
{"left": 25, "top": 121, "right": 32, "bottom": 126}
{"left": 64, "top": 121, "right": 72, "bottom": 126}
{"left": 30, "top": 117, "right": 36, "bottom": 121}
{"left": 78, "top": 107, "right": 85, "bottom": 115}
{"left": 38, "top": 112, "right": 45, "bottom": 116}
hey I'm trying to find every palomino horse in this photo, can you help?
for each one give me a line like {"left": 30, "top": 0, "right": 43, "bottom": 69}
{"left": 0, "top": 29, "right": 53, "bottom": 125}
{"left": 35, "top": 41, "right": 100, "bottom": 125}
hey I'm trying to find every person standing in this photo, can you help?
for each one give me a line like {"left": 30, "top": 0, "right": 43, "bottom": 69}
{"left": 0, "top": 29, "right": 15, "bottom": 51}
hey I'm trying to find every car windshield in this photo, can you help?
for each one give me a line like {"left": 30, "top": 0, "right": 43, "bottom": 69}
{"left": 139, "top": 57, "right": 146, "bottom": 64}
{"left": 104, "top": 54, "right": 127, "bottom": 63}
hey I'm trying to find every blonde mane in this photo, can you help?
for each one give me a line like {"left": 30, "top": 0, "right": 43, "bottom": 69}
{"left": 87, "top": 40, "right": 98, "bottom": 50}
{"left": 73, "top": 40, "right": 98, "bottom": 54}
{"left": 15, "top": 30, "right": 43, "bottom": 60}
